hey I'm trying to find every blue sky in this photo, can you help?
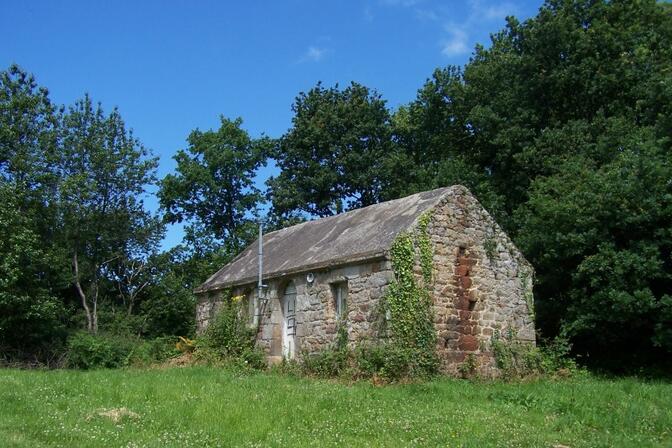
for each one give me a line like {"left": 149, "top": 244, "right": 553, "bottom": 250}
{"left": 1, "top": 0, "right": 540, "bottom": 249}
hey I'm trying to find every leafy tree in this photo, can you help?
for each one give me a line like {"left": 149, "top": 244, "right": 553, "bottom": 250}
{"left": 462, "top": 0, "right": 672, "bottom": 212}
{"left": 0, "top": 66, "right": 67, "bottom": 355}
{"left": 268, "top": 82, "right": 393, "bottom": 218}
{"left": 0, "top": 64, "right": 60, "bottom": 190}
{"left": 516, "top": 133, "right": 672, "bottom": 365}
{"left": 59, "top": 95, "right": 162, "bottom": 333}
{"left": 159, "top": 117, "right": 267, "bottom": 252}
{"left": 0, "top": 184, "right": 65, "bottom": 353}
{"left": 396, "top": 0, "right": 672, "bottom": 366}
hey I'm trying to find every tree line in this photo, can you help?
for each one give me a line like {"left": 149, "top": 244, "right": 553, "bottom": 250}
{"left": 1, "top": 0, "right": 671, "bottom": 371}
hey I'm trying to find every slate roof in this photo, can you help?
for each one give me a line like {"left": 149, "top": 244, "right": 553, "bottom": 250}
{"left": 195, "top": 186, "right": 458, "bottom": 292}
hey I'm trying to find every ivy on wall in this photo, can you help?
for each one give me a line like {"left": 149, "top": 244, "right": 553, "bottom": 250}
{"left": 383, "top": 211, "right": 439, "bottom": 376}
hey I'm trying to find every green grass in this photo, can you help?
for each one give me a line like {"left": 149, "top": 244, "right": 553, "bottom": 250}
{"left": 0, "top": 367, "right": 670, "bottom": 447}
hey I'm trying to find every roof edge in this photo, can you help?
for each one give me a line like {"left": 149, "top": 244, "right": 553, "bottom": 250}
{"left": 194, "top": 250, "right": 388, "bottom": 294}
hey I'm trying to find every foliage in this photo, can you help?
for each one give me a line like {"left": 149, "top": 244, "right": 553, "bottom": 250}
{"left": 516, "top": 140, "right": 672, "bottom": 366}
{"left": 458, "top": 354, "right": 478, "bottom": 379}
{"left": 139, "top": 271, "right": 196, "bottom": 338}
{"left": 125, "top": 337, "right": 181, "bottom": 367}
{"left": 65, "top": 332, "right": 179, "bottom": 370}
{"left": 3, "top": 0, "right": 672, "bottom": 373}
{"left": 0, "top": 66, "right": 68, "bottom": 357}
{"left": 268, "top": 82, "right": 393, "bottom": 218}
{"left": 416, "top": 211, "right": 433, "bottom": 285}
{"left": 491, "top": 329, "right": 578, "bottom": 380}
{"left": 389, "top": 0, "right": 672, "bottom": 369}
{"left": 60, "top": 95, "right": 163, "bottom": 333}
{"left": 195, "top": 292, "right": 265, "bottom": 370}
{"left": 381, "top": 220, "right": 439, "bottom": 378}
{"left": 159, "top": 116, "right": 268, "bottom": 251}
{"left": 301, "top": 346, "right": 350, "bottom": 378}
{"left": 0, "top": 184, "right": 66, "bottom": 353}
{"left": 65, "top": 332, "right": 137, "bottom": 369}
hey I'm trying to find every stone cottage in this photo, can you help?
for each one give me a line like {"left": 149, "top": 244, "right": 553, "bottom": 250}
{"left": 194, "top": 185, "right": 535, "bottom": 375}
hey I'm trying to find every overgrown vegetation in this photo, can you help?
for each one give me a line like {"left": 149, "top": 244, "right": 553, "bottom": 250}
{"left": 193, "top": 292, "right": 266, "bottom": 370}
{"left": 491, "top": 329, "right": 578, "bottom": 380}
{"left": 380, "top": 216, "right": 439, "bottom": 377}
{"left": 65, "top": 333, "right": 179, "bottom": 370}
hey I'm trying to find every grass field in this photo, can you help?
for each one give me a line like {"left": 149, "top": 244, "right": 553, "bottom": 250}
{"left": 0, "top": 367, "right": 670, "bottom": 447}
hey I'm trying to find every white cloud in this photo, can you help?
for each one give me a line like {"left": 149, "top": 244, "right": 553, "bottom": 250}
{"left": 470, "top": 0, "right": 517, "bottom": 21}
{"left": 305, "top": 46, "right": 326, "bottom": 62}
{"left": 441, "top": 28, "right": 469, "bottom": 56}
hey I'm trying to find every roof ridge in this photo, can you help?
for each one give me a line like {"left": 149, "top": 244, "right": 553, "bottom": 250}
{"left": 197, "top": 186, "right": 459, "bottom": 292}
{"left": 263, "top": 186, "right": 453, "bottom": 239}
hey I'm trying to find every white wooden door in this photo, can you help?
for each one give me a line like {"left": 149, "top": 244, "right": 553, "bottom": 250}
{"left": 282, "top": 283, "right": 297, "bottom": 359}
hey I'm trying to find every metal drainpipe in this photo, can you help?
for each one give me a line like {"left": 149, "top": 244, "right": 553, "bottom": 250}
{"left": 255, "top": 222, "right": 266, "bottom": 331}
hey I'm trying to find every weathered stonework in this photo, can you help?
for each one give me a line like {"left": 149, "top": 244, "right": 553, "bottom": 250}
{"left": 196, "top": 260, "right": 394, "bottom": 362}
{"left": 423, "top": 191, "right": 535, "bottom": 376}
{"left": 195, "top": 186, "right": 535, "bottom": 376}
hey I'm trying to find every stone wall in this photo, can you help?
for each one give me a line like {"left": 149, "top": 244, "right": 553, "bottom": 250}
{"left": 195, "top": 259, "right": 394, "bottom": 362}
{"left": 426, "top": 187, "right": 535, "bottom": 376}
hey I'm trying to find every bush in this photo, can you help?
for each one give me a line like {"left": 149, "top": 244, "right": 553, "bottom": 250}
{"left": 66, "top": 332, "right": 182, "bottom": 369}
{"left": 126, "top": 337, "right": 180, "bottom": 367}
{"left": 140, "top": 273, "right": 196, "bottom": 338}
{"left": 354, "top": 343, "right": 438, "bottom": 381}
{"left": 194, "top": 292, "right": 265, "bottom": 370}
{"left": 491, "top": 329, "right": 578, "bottom": 379}
{"left": 65, "top": 332, "right": 136, "bottom": 369}
{"left": 301, "top": 347, "right": 350, "bottom": 378}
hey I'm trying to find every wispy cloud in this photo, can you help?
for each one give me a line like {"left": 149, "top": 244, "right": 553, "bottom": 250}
{"left": 441, "top": 28, "right": 469, "bottom": 56}
{"left": 305, "top": 46, "right": 326, "bottom": 62}
{"left": 471, "top": 0, "right": 518, "bottom": 20}
{"left": 376, "top": 0, "right": 518, "bottom": 58}
{"left": 297, "top": 45, "right": 330, "bottom": 64}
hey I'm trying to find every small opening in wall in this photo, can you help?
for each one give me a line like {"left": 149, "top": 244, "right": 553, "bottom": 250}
{"left": 330, "top": 281, "right": 348, "bottom": 320}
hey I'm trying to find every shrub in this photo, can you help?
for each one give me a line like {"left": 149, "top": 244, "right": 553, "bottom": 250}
{"left": 301, "top": 347, "right": 350, "bottom": 378}
{"left": 126, "top": 337, "right": 180, "bottom": 367}
{"left": 65, "top": 332, "right": 136, "bottom": 369}
{"left": 354, "top": 343, "right": 438, "bottom": 381}
{"left": 195, "top": 292, "right": 265, "bottom": 370}
{"left": 458, "top": 354, "right": 478, "bottom": 379}
{"left": 491, "top": 329, "right": 578, "bottom": 379}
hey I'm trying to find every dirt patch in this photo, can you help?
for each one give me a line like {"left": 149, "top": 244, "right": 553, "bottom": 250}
{"left": 88, "top": 407, "right": 139, "bottom": 424}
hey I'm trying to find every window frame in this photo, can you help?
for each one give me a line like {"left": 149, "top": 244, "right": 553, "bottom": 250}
{"left": 331, "top": 281, "right": 348, "bottom": 320}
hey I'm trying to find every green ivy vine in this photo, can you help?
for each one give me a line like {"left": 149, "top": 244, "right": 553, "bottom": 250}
{"left": 416, "top": 211, "right": 434, "bottom": 285}
{"left": 382, "top": 211, "right": 439, "bottom": 376}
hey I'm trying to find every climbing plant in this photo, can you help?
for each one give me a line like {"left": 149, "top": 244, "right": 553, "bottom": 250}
{"left": 382, "top": 211, "right": 439, "bottom": 377}
{"left": 416, "top": 211, "right": 434, "bottom": 285}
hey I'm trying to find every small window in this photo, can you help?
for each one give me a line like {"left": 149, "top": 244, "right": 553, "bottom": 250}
{"left": 331, "top": 282, "right": 348, "bottom": 320}
{"left": 248, "top": 294, "right": 258, "bottom": 326}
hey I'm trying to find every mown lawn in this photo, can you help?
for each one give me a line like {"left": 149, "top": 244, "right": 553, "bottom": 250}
{"left": 0, "top": 367, "right": 669, "bottom": 447}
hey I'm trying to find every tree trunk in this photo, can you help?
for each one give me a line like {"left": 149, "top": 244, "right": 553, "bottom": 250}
{"left": 92, "top": 280, "right": 99, "bottom": 334}
{"left": 73, "top": 252, "right": 93, "bottom": 333}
